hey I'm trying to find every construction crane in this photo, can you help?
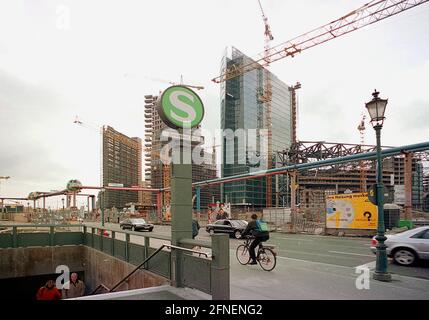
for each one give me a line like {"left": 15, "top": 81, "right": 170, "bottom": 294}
{"left": 357, "top": 114, "right": 367, "bottom": 192}
{"left": 146, "top": 75, "right": 204, "bottom": 90}
{"left": 212, "top": 0, "right": 429, "bottom": 83}
{"left": 73, "top": 116, "right": 104, "bottom": 187}
{"left": 257, "top": 0, "right": 274, "bottom": 207}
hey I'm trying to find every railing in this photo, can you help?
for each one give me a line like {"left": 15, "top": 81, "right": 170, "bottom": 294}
{"left": 0, "top": 223, "right": 229, "bottom": 300}
{"left": 94, "top": 244, "right": 209, "bottom": 295}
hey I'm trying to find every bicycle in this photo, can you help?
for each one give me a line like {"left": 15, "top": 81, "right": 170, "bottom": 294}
{"left": 236, "top": 236, "right": 277, "bottom": 271}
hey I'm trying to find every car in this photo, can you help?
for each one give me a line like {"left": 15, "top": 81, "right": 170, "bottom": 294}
{"left": 120, "top": 218, "right": 154, "bottom": 232}
{"left": 370, "top": 226, "right": 429, "bottom": 266}
{"left": 206, "top": 219, "right": 248, "bottom": 239}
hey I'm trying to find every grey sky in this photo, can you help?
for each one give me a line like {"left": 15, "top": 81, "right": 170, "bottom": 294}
{"left": 1, "top": 0, "right": 428, "bottom": 208}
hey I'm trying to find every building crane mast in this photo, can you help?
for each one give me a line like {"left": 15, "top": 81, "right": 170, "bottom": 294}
{"left": 358, "top": 114, "right": 367, "bottom": 192}
{"left": 212, "top": 0, "right": 429, "bottom": 83}
{"left": 257, "top": 0, "right": 275, "bottom": 207}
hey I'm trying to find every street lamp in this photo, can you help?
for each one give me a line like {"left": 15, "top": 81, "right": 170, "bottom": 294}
{"left": 365, "top": 89, "right": 391, "bottom": 282}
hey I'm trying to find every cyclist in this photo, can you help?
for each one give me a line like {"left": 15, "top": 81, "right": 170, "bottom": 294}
{"left": 241, "top": 213, "right": 270, "bottom": 265}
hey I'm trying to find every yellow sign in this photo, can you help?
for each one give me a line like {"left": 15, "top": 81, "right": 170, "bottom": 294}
{"left": 326, "top": 193, "right": 377, "bottom": 229}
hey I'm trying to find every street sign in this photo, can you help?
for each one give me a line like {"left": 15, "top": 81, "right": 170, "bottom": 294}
{"left": 157, "top": 85, "right": 204, "bottom": 129}
{"left": 368, "top": 184, "right": 377, "bottom": 205}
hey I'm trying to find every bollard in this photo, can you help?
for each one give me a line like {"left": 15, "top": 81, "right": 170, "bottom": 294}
{"left": 211, "top": 234, "right": 230, "bottom": 300}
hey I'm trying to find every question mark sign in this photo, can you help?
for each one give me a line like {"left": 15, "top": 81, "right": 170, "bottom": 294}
{"left": 363, "top": 212, "right": 372, "bottom": 221}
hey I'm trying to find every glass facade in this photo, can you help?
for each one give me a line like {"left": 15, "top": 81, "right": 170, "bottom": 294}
{"left": 221, "top": 47, "right": 293, "bottom": 207}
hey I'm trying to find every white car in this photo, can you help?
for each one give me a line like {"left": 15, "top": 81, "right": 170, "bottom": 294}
{"left": 370, "top": 226, "right": 429, "bottom": 266}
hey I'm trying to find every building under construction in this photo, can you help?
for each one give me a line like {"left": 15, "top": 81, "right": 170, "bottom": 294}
{"left": 275, "top": 141, "right": 428, "bottom": 220}
{"left": 101, "top": 126, "right": 142, "bottom": 209}
{"left": 144, "top": 95, "right": 220, "bottom": 209}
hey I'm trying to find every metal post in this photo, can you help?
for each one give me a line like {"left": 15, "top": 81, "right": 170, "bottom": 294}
{"left": 373, "top": 125, "right": 392, "bottom": 282}
{"left": 196, "top": 186, "right": 201, "bottom": 214}
{"left": 83, "top": 226, "right": 87, "bottom": 245}
{"left": 144, "top": 236, "right": 150, "bottom": 261}
{"left": 49, "top": 226, "right": 55, "bottom": 246}
{"left": 125, "top": 233, "right": 130, "bottom": 262}
{"left": 275, "top": 175, "right": 279, "bottom": 208}
{"left": 211, "top": 234, "right": 230, "bottom": 300}
{"left": 111, "top": 231, "right": 115, "bottom": 256}
{"left": 101, "top": 190, "right": 105, "bottom": 227}
{"left": 170, "top": 130, "right": 192, "bottom": 287}
{"left": 12, "top": 226, "right": 17, "bottom": 248}
{"left": 404, "top": 152, "right": 413, "bottom": 220}
{"left": 87, "top": 196, "right": 90, "bottom": 220}
{"left": 156, "top": 192, "right": 162, "bottom": 221}
{"left": 91, "top": 228, "right": 95, "bottom": 248}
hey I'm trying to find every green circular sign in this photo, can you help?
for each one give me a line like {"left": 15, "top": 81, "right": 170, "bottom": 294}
{"left": 157, "top": 85, "right": 204, "bottom": 128}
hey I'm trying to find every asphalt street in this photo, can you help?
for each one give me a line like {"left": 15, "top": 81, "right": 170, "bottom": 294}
{"left": 85, "top": 222, "right": 429, "bottom": 282}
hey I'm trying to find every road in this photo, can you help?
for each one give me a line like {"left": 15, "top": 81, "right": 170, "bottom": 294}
{"left": 85, "top": 222, "right": 429, "bottom": 284}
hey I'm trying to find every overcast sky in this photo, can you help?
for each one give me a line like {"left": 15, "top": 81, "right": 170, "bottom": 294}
{"left": 1, "top": 0, "right": 428, "bottom": 208}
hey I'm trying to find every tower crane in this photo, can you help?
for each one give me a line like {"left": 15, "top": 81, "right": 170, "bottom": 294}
{"left": 358, "top": 114, "right": 367, "bottom": 192}
{"left": 146, "top": 75, "right": 204, "bottom": 90}
{"left": 257, "top": 0, "right": 274, "bottom": 207}
{"left": 212, "top": 0, "right": 429, "bottom": 83}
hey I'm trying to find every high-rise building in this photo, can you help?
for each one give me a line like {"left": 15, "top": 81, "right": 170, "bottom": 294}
{"left": 101, "top": 126, "right": 142, "bottom": 209}
{"left": 220, "top": 47, "right": 294, "bottom": 207}
{"left": 144, "top": 94, "right": 220, "bottom": 209}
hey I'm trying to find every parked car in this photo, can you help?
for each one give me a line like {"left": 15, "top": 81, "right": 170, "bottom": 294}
{"left": 120, "top": 218, "right": 154, "bottom": 232}
{"left": 206, "top": 219, "right": 248, "bottom": 239}
{"left": 370, "top": 226, "right": 429, "bottom": 266}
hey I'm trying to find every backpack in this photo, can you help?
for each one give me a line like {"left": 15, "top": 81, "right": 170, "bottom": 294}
{"left": 256, "top": 219, "right": 269, "bottom": 232}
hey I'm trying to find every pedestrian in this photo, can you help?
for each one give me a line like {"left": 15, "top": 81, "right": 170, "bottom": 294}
{"left": 62, "top": 273, "right": 86, "bottom": 299}
{"left": 36, "top": 280, "right": 61, "bottom": 300}
{"left": 192, "top": 219, "right": 200, "bottom": 239}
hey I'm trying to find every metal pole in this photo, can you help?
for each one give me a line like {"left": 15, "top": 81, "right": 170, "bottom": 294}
{"left": 196, "top": 186, "right": 201, "bottom": 214}
{"left": 101, "top": 190, "right": 105, "bottom": 227}
{"left": 404, "top": 152, "right": 413, "bottom": 220}
{"left": 373, "top": 125, "right": 391, "bottom": 282}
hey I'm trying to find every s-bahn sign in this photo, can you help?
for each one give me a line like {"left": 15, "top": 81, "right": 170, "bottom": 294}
{"left": 157, "top": 85, "right": 204, "bottom": 129}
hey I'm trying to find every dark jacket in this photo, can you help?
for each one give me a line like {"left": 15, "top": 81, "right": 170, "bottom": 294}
{"left": 242, "top": 220, "right": 269, "bottom": 238}
{"left": 192, "top": 219, "right": 200, "bottom": 239}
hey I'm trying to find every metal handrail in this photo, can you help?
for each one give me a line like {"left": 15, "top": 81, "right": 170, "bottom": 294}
{"left": 165, "top": 244, "right": 210, "bottom": 258}
{"left": 107, "top": 243, "right": 209, "bottom": 293}
{"left": 90, "top": 283, "right": 110, "bottom": 295}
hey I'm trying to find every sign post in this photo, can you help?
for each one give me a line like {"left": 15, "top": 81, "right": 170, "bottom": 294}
{"left": 157, "top": 85, "right": 204, "bottom": 287}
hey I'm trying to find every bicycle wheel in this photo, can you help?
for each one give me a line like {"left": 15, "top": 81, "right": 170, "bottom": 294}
{"left": 258, "top": 248, "right": 276, "bottom": 271}
{"left": 236, "top": 244, "right": 251, "bottom": 265}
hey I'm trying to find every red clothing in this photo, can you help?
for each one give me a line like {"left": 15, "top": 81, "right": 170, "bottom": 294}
{"left": 36, "top": 287, "right": 61, "bottom": 300}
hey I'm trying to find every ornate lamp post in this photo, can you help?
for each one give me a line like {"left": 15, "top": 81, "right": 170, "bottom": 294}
{"left": 365, "top": 89, "right": 391, "bottom": 282}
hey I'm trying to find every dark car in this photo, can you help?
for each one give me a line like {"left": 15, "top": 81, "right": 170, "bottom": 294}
{"left": 206, "top": 219, "right": 248, "bottom": 239}
{"left": 120, "top": 218, "right": 154, "bottom": 232}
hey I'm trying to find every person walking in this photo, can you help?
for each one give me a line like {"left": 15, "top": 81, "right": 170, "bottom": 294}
{"left": 36, "top": 280, "right": 61, "bottom": 300}
{"left": 62, "top": 273, "right": 86, "bottom": 299}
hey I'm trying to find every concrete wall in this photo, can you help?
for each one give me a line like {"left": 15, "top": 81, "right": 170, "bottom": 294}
{"left": 0, "top": 245, "right": 85, "bottom": 279}
{"left": 0, "top": 245, "right": 168, "bottom": 294}
{"left": 82, "top": 246, "right": 168, "bottom": 293}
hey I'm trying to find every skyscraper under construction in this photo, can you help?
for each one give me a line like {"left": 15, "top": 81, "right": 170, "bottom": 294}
{"left": 220, "top": 47, "right": 295, "bottom": 207}
{"left": 101, "top": 126, "right": 142, "bottom": 209}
